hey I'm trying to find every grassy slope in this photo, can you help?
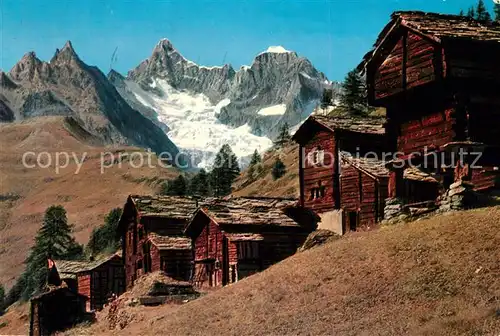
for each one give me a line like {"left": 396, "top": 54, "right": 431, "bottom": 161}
{"left": 0, "top": 117, "right": 179, "bottom": 288}
{"left": 233, "top": 143, "right": 299, "bottom": 198}
{"left": 66, "top": 207, "right": 499, "bottom": 336}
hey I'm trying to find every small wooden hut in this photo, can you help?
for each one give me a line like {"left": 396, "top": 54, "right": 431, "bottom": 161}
{"left": 184, "top": 197, "right": 316, "bottom": 288}
{"left": 117, "top": 195, "right": 198, "bottom": 288}
{"left": 29, "top": 287, "right": 88, "bottom": 336}
{"left": 54, "top": 254, "right": 125, "bottom": 311}
{"left": 292, "top": 114, "right": 388, "bottom": 233}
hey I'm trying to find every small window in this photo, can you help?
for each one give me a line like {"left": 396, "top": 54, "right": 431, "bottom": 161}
{"left": 310, "top": 181, "right": 326, "bottom": 200}
{"left": 309, "top": 188, "right": 315, "bottom": 200}
{"left": 308, "top": 146, "right": 325, "bottom": 166}
{"left": 237, "top": 242, "right": 260, "bottom": 260}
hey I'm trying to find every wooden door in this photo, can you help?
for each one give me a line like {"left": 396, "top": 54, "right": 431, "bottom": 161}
{"left": 222, "top": 237, "right": 230, "bottom": 286}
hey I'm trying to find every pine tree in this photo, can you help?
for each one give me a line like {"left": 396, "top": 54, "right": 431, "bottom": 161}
{"left": 340, "top": 69, "right": 366, "bottom": 114}
{"left": 249, "top": 150, "right": 262, "bottom": 166}
{"left": 21, "top": 206, "right": 83, "bottom": 299}
{"left": 467, "top": 6, "right": 475, "bottom": 18}
{"left": 87, "top": 208, "right": 122, "bottom": 255}
{"left": 320, "top": 88, "right": 333, "bottom": 109}
{"left": 161, "top": 175, "right": 188, "bottom": 196}
{"left": 210, "top": 144, "right": 240, "bottom": 196}
{"left": 476, "top": 0, "right": 491, "bottom": 21}
{"left": 459, "top": 9, "right": 465, "bottom": 16}
{"left": 0, "top": 284, "right": 5, "bottom": 315}
{"left": 274, "top": 123, "right": 291, "bottom": 147}
{"left": 189, "top": 169, "right": 211, "bottom": 196}
{"left": 271, "top": 158, "right": 286, "bottom": 180}
{"left": 494, "top": 3, "right": 500, "bottom": 22}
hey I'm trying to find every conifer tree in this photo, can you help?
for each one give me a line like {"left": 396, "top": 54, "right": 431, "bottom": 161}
{"left": 320, "top": 88, "right": 334, "bottom": 109}
{"left": 467, "top": 6, "right": 475, "bottom": 18}
{"left": 476, "top": 0, "right": 491, "bottom": 21}
{"left": 210, "top": 144, "right": 240, "bottom": 196}
{"left": 87, "top": 208, "right": 122, "bottom": 255}
{"left": 0, "top": 284, "right": 5, "bottom": 315}
{"left": 22, "top": 206, "right": 83, "bottom": 299}
{"left": 189, "top": 169, "right": 211, "bottom": 196}
{"left": 494, "top": 2, "right": 500, "bottom": 22}
{"left": 459, "top": 9, "right": 465, "bottom": 16}
{"left": 274, "top": 123, "right": 291, "bottom": 148}
{"left": 272, "top": 158, "right": 286, "bottom": 180}
{"left": 340, "top": 69, "right": 367, "bottom": 114}
{"left": 249, "top": 150, "right": 262, "bottom": 166}
{"left": 161, "top": 175, "right": 188, "bottom": 196}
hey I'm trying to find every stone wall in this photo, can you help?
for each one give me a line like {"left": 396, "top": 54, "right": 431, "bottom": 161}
{"left": 438, "top": 180, "right": 474, "bottom": 212}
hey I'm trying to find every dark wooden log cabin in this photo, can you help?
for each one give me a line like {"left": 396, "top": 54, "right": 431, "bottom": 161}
{"left": 292, "top": 115, "right": 388, "bottom": 234}
{"left": 184, "top": 197, "right": 316, "bottom": 288}
{"left": 360, "top": 11, "right": 500, "bottom": 205}
{"left": 339, "top": 152, "right": 389, "bottom": 232}
{"left": 30, "top": 287, "right": 88, "bottom": 336}
{"left": 54, "top": 255, "right": 125, "bottom": 311}
{"left": 118, "top": 195, "right": 198, "bottom": 289}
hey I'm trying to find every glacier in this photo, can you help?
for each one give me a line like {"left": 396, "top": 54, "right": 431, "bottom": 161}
{"left": 128, "top": 78, "right": 273, "bottom": 169}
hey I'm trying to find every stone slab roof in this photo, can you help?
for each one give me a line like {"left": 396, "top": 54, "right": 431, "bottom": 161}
{"left": 54, "top": 254, "right": 120, "bottom": 275}
{"left": 130, "top": 195, "right": 200, "bottom": 219}
{"left": 394, "top": 11, "right": 500, "bottom": 43}
{"left": 341, "top": 152, "right": 390, "bottom": 178}
{"left": 311, "top": 115, "right": 386, "bottom": 135}
{"left": 149, "top": 233, "right": 192, "bottom": 250}
{"left": 199, "top": 196, "right": 301, "bottom": 228}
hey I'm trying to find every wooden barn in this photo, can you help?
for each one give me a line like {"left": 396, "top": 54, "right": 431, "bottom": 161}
{"left": 184, "top": 197, "right": 317, "bottom": 288}
{"left": 54, "top": 254, "right": 125, "bottom": 311}
{"left": 292, "top": 114, "right": 388, "bottom": 234}
{"left": 118, "top": 195, "right": 198, "bottom": 289}
{"left": 29, "top": 287, "right": 88, "bottom": 336}
{"left": 360, "top": 11, "right": 500, "bottom": 211}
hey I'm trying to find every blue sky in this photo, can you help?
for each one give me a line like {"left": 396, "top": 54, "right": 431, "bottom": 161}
{"left": 0, "top": 0, "right": 496, "bottom": 81}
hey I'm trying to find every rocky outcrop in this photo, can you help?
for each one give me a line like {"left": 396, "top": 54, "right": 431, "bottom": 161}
{"left": 1, "top": 42, "right": 181, "bottom": 160}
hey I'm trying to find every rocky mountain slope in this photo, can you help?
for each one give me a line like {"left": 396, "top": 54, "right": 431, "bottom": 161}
{"left": 1, "top": 42, "right": 180, "bottom": 159}
{"left": 110, "top": 40, "right": 336, "bottom": 167}
{"left": 0, "top": 117, "right": 180, "bottom": 289}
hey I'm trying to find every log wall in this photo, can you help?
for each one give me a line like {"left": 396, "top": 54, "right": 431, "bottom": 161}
{"left": 193, "top": 220, "right": 238, "bottom": 288}
{"left": 397, "top": 108, "right": 455, "bottom": 154}
{"left": 340, "top": 164, "right": 383, "bottom": 229}
{"left": 374, "top": 36, "right": 404, "bottom": 99}
{"left": 302, "top": 130, "right": 336, "bottom": 213}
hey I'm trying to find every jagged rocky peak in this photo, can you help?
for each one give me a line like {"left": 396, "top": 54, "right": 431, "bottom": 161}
{"left": 51, "top": 40, "right": 81, "bottom": 64}
{"left": 0, "top": 71, "right": 18, "bottom": 89}
{"left": 9, "top": 51, "right": 45, "bottom": 82}
{"left": 108, "top": 69, "right": 125, "bottom": 82}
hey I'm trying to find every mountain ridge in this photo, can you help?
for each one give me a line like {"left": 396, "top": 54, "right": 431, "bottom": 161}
{"left": 2, "top": 41, "right": 181, "bottom": 160}
{"left": 111, "top": 38, "right": 337, "bottom": 167}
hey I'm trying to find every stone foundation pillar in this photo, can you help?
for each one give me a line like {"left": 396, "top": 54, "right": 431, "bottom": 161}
{"left": 439, "top": 180, "right": 474, "bottom": 212}
{"left": 384, "top": 197, "right": 405, "bottom": 222}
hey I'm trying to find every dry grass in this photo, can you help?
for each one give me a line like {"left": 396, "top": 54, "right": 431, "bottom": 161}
{"left": 61, "top": 207, "right": 500, "bottom": 336}
{"left": 0, "top": 117, "right": 179, "bottom": 289}
{"left": 233, "top": 143, "right": 299, "bottom": 198}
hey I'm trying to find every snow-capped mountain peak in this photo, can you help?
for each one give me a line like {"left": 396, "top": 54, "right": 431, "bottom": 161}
{"left": 112, "top": 38, "right": 335, "bottom": 168}
{"left": 264, "top": 46, "right": 292, "bottom": 54}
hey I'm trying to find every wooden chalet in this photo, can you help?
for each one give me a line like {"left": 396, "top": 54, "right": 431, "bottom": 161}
{"left": 292, "top": 114, "right": 388, "bottom": 234}
{"left": 184, "top": 197, "right": 317, "bottom": 288}
{"left": 360, "top": 11, "right": 500, "bottom": 207}
{"left": 29, "top": 287, "right": 88, "bottom": 336}
{"left": 54, "top": 254, "right": 125, "bottom": 311}
{"left": 118, "top": 195, "right": 198, "bottom": 288}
